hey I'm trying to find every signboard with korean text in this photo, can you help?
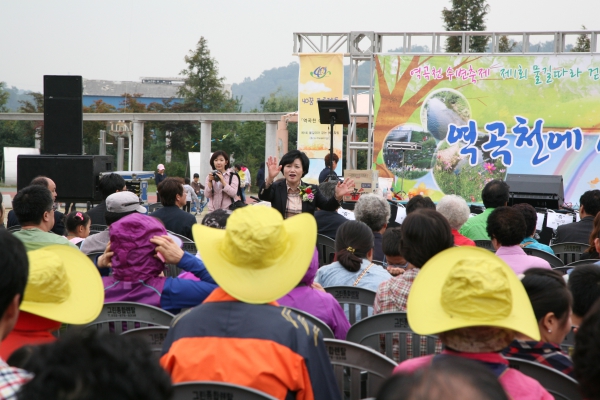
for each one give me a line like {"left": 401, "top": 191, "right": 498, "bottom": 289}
{"left": 298, "top": 54, "right": 344, "bottom": 183}
{"left": 373, "top": 54, "right": 600, "bottom": 205}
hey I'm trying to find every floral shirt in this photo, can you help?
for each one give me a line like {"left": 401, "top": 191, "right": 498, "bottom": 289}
{"left": 502, "top": 339, "right": 574, "bottom": 378}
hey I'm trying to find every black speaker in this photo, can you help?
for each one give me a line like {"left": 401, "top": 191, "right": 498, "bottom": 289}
{"left": 17, "top": 155, "right": 114, "bottom": 202}
{"left": 506, "top": 174, "right": 564, "bottom": 210}
{"left": 43, "top": 75, "right": 83, "bottom": 155}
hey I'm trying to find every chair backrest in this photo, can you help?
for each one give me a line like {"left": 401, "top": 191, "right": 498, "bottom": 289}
{"left": 167, "top": 230, "right": 194, "bottom": 243}
{"left": 474, "top": 240, "right": 494, "bottom": 251}
{"left": 566, "top": 259, "right": 598, "bottom": 267}
{"left": 172, "top": 381, "right": 277, "bottom": 400}
{"left": 317, "top": 234, "right": 336, "bottom": 267}
{"left": 85, "top": 302, "right": 174, "bottom": 334}
{"left": 182, "top": 242, "right": 197, "bottom": 254}
{"left": 324, "top": 286, "right": 376, "bottom": 325}
{"left": 346, "top": 312, "right": 438, "bottom": 362}
{"left": 522, "top": 248, "right": 565, "bottom": 268}
{"left": 371, "top": 260, "right": 385, "bottom": 267}
{"left": 148, "top": 202, "right": 163, "bottom": 213}
{"left": 505, "top": 357, "right": 581, "bottom": 400}
{"left": 324, "top": 338, "right": 397, "bottom": 400}
{"left": 86, "top": 252, "right": 104, "bottom": 263}
{"left": 551, "top": 242, "right": 588, "bottom": 265}
{"left": 7, "top": 225, "right": 21, "bottom": 232}
{"left": 165, "top": 264, "right": 182, "bottom": 278}
{"left": 279, "top": 306, "right": 335, "bottom": 339}
{"left": 90, "top": 224, "right": 108, "bottom": 232}
{"left": 121, "top": 326, "right": 169, "bottom": 358}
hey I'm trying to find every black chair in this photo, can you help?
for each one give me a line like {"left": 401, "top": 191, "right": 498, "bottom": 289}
{"left": 121, "top": 326, "right": 169, "bottom": 358}
{"left": 167, "top": 230, "right": 194, "bottom": 243}
{"left": 346, "top": 312, "right": 438, "bottom": 363}
{"left": 550, "top": 242, "right": 588, "bottom": 265}
{"left": 85, "top": 301, "right": 174, "bottom": 334}
{"left": 505, "top": 357, "right": 581, "bottom": 400}
{"left": 522, "top": 248, "right": 565, "bottom": 268}
{"left": 7, "top": 225, "right": 21, "bottom": 232}
{"left": 324, "top": 286, "right": 376, "bottom": 325}
{"left": 324, "top": 338, "right": 397, "bottom": 400}
{"left": 474, "top": 239, "right": 494, "bottom": 251}
{"left": 278, "top": 306, "right": 335, "bottom": 339}
{"left": 86, "top": 252, "right": 104, "bottom": 263}
{"left": 148, "top": 202, "right": 163, "bottom": 213}
{"left": 172, "top": 381, "right": 277, "bottom": 400}
{"left": 90, "top": 224, "right": 108, "bottom": 232}
{"left": 317, "top": 234, "right": 336, "bottom": 266}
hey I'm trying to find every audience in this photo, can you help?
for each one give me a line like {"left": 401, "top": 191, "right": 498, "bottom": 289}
{"left": 150, "top": 177, "right": 197, "bottom": 239}
{"left": 580, "top": 212, "right": 600, "bottom": 260}
{"left": 573, "top": 298, "right": 600, "bottom": 400}
{"left": 11, "top": 185, "right": 77, "bottom": 251}
{"left": 436, "top": 194, "right": 475, "bottom": 246}
{"left": 319, "top": 152, "right": 339, "bottom": 183}
{"left": 87, "top": 173, "right": 126, "bottom": 226}
{"left": 101, "top": 213, "right": 217, "bottom": 314}
{"left": 63, "top": 211, "right": 91, "bottom": 246}
{"left": 460, "top": 179, "right": 509, "bottom": 240}
{"left": 1, "top": 245, "right": 104, "bottom": 360}
{"left": 16, "top": 330, "right": 172, "bottom": 400}
{"left": 314, "top": 181, "right": 347, "bottom": 239}
{"left": 161, "top": 206, "right": 341, "bottom": 399}
{"left": 278, "top": 249, "right": 351, "bottom": 340}
{"left": 568, "top": 264, "right": 600, "bottom": 328}
{"left": 382, "top": 227, "right": 407, "bottom": 276}
{"left": 486, "top": 206, "right": 551, "bottom": 273}
{"left": 502, "top": 268, "right": 574, "bottom": 377}
{"left": 405, "top": 194, "right": 436, "bottom": 215}
{"left": 353, "top": 193, "right": 391, "bottom": 262}
{"left": 555, "top": 189, "right": 600, "bottom": 244}
{"left": 513, "top": 203, "right": 555, "bottom": 255}
{"left": 394, "top": 246, "right": 552, "bottom": 399}
{"left": 0, "top": 230, "right": 32, "bottom": 399}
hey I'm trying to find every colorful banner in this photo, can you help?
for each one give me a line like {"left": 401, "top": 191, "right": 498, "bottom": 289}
{"left": 373, "top": 54, "right": 600, "bottom": 204}
{"left": 298, "top": 54, "right": 344, "bottom": 183}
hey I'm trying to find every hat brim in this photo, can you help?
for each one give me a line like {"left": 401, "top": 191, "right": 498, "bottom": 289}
{"left": 406, "top": 246, "right": 540, "bottom": 341}
{"left": 21, "top": 245, "right": 105, "bottom": 325}
{"left": 136, "top": 205, "right": 148, "bottom": 214}
{"left": 193, "top": 213, "right": 316, "bottom": 304}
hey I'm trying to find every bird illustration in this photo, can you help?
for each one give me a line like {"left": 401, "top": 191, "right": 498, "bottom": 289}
{"left": 590, "top": 177, "right": 599, "bottom": 188}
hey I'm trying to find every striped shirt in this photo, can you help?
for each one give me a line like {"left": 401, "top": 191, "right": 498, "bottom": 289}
{"left": 285, "top": 185, "right": 302, "bottom": 219}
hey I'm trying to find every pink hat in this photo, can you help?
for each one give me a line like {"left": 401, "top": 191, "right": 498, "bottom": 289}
{"left": 157, "top": 164, "right": 165, "bottom": 170}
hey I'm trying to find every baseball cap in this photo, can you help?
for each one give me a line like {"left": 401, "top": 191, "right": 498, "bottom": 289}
{"left": 157, "top": 164, "right": 165, "bottom": 170}
{"left": 105, "top": 191, "right": 147, "bottom": 214}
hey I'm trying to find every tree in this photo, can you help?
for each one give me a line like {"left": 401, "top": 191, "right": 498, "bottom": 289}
{"left": 442, "top": 0, "right": 490, "bottom": 52}
{"left": 572, "top": 25, "right": 590, "bottom": 52}
{"left": 0, "top": 82, "right": 9, "bottom": 112}
{"left": 498, "top": 35, "right": 517, "bottom": 53}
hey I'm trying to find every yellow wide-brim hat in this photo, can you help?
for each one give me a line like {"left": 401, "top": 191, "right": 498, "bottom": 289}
{"left": 193, "top": 206, "right": 316, "bottom": 304}
{"left": 407, "top": 246, "right": 540, "bottom": 340}
{"left": 21, "top": 245, "right": 105, "bottom": 325}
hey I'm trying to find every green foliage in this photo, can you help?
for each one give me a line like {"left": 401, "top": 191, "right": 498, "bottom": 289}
{"left": 0, "top": 82, "right": 9, "bottom": 112}
{"left": 572, "top": 26, "right": 591, "bottom": 52}
{"left": 498, "top": 35, "right": 517, "bottom": 53}
{"left": 442, "top": 0, "right": 490, "bottom": 52}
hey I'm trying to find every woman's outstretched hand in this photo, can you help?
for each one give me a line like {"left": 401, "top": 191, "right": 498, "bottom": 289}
{"left": 266, "top": 156, "right": 282, "bottom": 183}
{"left": 334, "top": 178, "right": 355, "bottom": 201}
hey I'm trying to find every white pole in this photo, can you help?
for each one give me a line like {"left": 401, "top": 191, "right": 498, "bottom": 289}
{"left": 132, "top": 121, "right": 144, "bottom": 170}
{"left": 200, "top": 121, "right": 212, "bottom": 185}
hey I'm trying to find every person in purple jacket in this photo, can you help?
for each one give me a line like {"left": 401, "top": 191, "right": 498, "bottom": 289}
{"left": 278, "top": 248, "right": 351, "bottom": 339}
{"left": 101, "top": 213, "right": 217, "bottom": 313}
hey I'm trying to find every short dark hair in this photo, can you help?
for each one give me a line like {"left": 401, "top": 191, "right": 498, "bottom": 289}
{"left": 486, "top": 206, "right": 526, "bottom": 246}
{"left": 481, "top": 180, "right": 510, "bottom": 208}
{"left": 573, "top": 299, "right": 600, "bottom": 400}
{"left": 382, "top": 227, "right": 402, "bottom": 257}
{"left": 406, "top": 195, "right": 436, "bottom": 215}
{"left": 157, "top": 177, "right": 184, "bottom": 207}
{"left": 29, "top": 176, "right": 49, "bottom": 188}
{"left": 401, "top": 209, "right": 454, "bottom": 268}
{"left": 568, "top": 264, "right": 600, "bottom": 318}
{"left": 193, "top": 173, "right": 199, "bottom": 178}
{"left": 0, "top": 230, "right": 29, "bottom": 318}
{"left": 98, "top": 173, "right": 126, "bottom": 200}
{"left": 16, "top": 330, "right": 173, "bottom": 400}
{"left": 184, "top": 177, "right": 190, "bottom": 185}
{"left": 522, "top": 268, "right": 572, "bottom": 324}
{"left": 581, "top": 189, "right": 600, "bottom": 217}
{"left": 64, "top": 211, "right": 90, "bottom": 234}
{"left": 279, "top": 150, "right": 310, "bottom": 177}
{"left": 512, "top": 203, "right": 538, "bottom": 237}
{"left": 377, "top": 355, "right": 508, "bottom": 400}
{"left": 201, "top": 209, "right": 232, "bottom": 229}
{"left": 335, "top": 221, "right": 374, "bottom": 272}
{"left": 209, "top": 150, "right": 230, "bottom": 170}
{"left": 12, "top": 185, "right": 54, "bottom": 225}
{"left": 324, "top": 153, "right": 339, "bottom": 168}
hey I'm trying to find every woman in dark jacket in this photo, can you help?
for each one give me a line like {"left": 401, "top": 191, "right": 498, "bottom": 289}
{"left": 258, "top": 150, "right": 354, "bottom": 219}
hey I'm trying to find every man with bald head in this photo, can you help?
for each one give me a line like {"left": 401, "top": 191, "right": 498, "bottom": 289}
{"left": 7, "top": 176, "right": 65, "bottom": 235}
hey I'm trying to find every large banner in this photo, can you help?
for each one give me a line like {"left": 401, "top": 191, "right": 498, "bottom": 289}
{"left": 298, "top": 54, "right": 344, "bottom": 183}
{"left": 373, "top": 54, "right": 600, "bottom": 204}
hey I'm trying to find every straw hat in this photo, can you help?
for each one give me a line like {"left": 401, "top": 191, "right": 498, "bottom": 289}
{"left": 20, "top": 245, "right": 105, "bottom": 325}
{"left": 192, "top": 206, "right": 316, "bottom": 304}
{"left": 406, "top": 246, "right": 540, "bottom": 341}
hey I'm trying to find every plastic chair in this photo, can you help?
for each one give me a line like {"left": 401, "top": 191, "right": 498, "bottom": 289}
{"left": 324, "top": 286, "right": 376, "bottom": 325}
{"left": 522, "top": 248, "right": 565, "bottom": 268}
{"left": 172, "top": 381, "right": 277, "bottom": 400}
{"left": 551, "top": 242, "right": 589, "bottom": 265}
{"left": 148, "top": 202, "right": 163, "bottom": 213}
{"left": 85, "top": 302, "right": 174, "bottom": 334}
{"left": 167, "top": 230, "right": 194, "bottom": 243}
{"left": 346, "top": 312, "right": 438, "bottom": 363}
{"left": 121, "top": 326, "right": 169, "bottom": 358}
{"left": 86, "top": 252, "right": 104, "bottom": 263}
{"left": 317, "top": 234, "right": 336, "bottom": 266}
{"left": 324, "top": 338, "right": 397, "bottom": 400}
{"left": 165, "top": 264, "right": 182, "bottom": 278}
{"left": 278, "top": 306, "right": 335, "bottom": 339}
{"left": 90, "top": 224, "right": 108, "bottom": 232}
{"left": 7, "top": 225, "right": 21, "bottom": 233}
{"left": 474, "top": 240, "right": 494, "bottom": 251}
{"left": 505, "top": 357, "right": 581, "bottom": 400}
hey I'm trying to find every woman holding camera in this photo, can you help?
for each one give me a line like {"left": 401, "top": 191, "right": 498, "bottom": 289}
{"left": 205, "top": 150, "right": 239, "bottom": 212}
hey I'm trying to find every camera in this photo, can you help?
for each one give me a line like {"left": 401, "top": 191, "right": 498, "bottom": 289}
{"left": 212, "top": 170, "right": 219, "bottom": 179}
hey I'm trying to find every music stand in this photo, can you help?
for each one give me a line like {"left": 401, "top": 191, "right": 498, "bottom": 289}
{"left": 318, "top": 100, "right": 350, "bottom": 181}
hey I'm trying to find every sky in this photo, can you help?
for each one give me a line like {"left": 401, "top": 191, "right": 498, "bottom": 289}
{"left": 1, "top": 0, "right": 599, "bottom": 93}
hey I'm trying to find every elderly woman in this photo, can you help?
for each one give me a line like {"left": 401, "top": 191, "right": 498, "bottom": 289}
{"left": 259, "top": 150, "right": 354, "bottom": 219}
{"left": 502, "top": 268, "right": 574, "bottom": 377}
{"left": 354, "top": 193, "right": 391, "bottom": 262}
{"left": 512, "top": 203, "right": 554, "bottom": 255}
{"left": 436, "top": 194, "right": 475, "bottom": 246}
